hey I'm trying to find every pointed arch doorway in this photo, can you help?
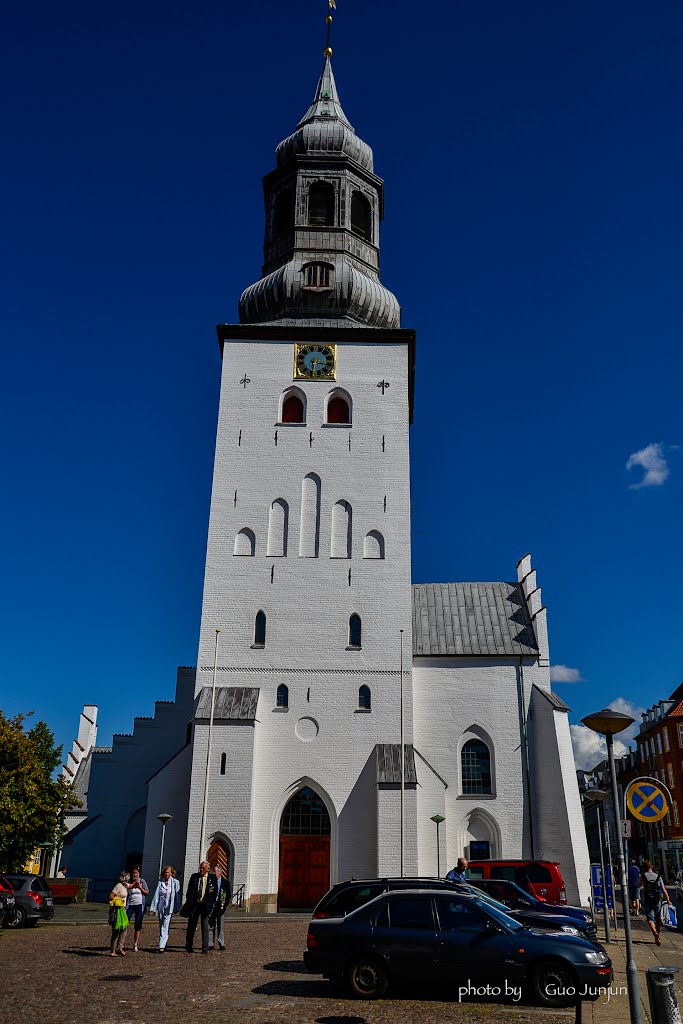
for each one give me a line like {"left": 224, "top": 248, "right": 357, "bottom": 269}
{"left": 207, "top": 838, "right": 231, "bottom": 881}
{"left": 278, "top": 786, "right": 331, "bottom": 910}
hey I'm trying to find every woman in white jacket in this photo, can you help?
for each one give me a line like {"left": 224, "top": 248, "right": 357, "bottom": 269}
{"left": 149, "top": 866, "right": 181, "bottom": 952}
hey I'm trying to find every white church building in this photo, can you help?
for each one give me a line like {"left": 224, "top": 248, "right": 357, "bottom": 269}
{"left": 62, "top": 52, "right": 590, "bottom": 908}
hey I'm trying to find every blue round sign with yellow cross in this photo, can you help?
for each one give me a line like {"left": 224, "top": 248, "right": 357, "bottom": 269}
{"left": 627, "top": 781, "right": 669, "bottom": 822}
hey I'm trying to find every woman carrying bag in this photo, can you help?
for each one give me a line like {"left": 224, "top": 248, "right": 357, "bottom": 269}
{"left": 108, "top": 871, "right": 130, "bottom": 956}
{"left": 149, "top": 865, "right": 181, "bottom": 952}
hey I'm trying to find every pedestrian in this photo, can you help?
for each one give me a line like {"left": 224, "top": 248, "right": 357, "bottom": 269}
{"left": 108, "top": 871, "right": 130, "bottom": 956}
{"left": 184, "top": 860, "right": 217, "bottom": 954}
{"left": 445, "top": 857, "right": 468, "bottom": 882}
{"left": 640, "top": 858, "right": 672, "bottom": 945}
{"left": 208, "top": 864, "right": 231, "bottom": 951}
{"left": 149, "top": 865, "right": 181, "bottom": 952}
{"left": 56, "top": 865, "right": 68, "bottom": 878}
{"left": 126, "top": 865, "right": 149, "bottom": 952}
{"left": 628, "top": 857, "right": 641, "bottom": 915}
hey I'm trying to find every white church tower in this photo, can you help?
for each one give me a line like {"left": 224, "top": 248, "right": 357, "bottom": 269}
{"left": 184, "top": 55, "right": 419, "bottom": 910}
{"left": 61, "top": 27, "right": 591, "bottom": 908}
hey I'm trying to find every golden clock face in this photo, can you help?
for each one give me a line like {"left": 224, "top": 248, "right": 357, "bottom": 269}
{"left": 294, "top": 343, "right": 336, "bottom": 380}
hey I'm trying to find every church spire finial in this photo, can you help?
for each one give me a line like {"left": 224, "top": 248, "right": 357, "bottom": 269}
{"left": 324, "top": 0, "right": 336, "bottom": 58}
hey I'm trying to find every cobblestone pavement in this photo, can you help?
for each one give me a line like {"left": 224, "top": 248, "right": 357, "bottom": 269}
{"left": 0, "top": 917, "right": 573, "bottom": 1024}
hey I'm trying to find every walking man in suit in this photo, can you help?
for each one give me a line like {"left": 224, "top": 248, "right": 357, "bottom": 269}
{"left": 209, "top": 864, "right": 231, "bottom": 951}
{"left": 184, "top": 860, "right": 217, "bottom": 954}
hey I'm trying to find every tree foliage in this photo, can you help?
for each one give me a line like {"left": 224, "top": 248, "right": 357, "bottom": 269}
{"left": 0, "top": 710, "right": 81, "bottom": 872}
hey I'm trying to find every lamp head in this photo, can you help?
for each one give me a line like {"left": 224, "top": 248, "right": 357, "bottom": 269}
{"left": 430, "top": 814, "right": 446, "bottom": 824}
{"left": 581, "top": 708, "right": 635, "bottom": 736}
{"left": 157, "top": 813, "right": 172, "bottom": 825}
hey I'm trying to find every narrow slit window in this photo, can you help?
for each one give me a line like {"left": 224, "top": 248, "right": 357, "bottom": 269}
{"left": 349, "top": 613, "right": 362, "bottom": 648}
{"left": 220, "top": 753, "right": 226, "bottom": 775}
{"left": 254, "top": 610, "right": 266, "bottom": 646}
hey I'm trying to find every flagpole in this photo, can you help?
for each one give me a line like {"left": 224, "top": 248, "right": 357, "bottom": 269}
{"left": 400, "top": 629, "right": 405, "bottom": 877}
{"left": 199, "top": 628, "right": 221, "bottom": 862}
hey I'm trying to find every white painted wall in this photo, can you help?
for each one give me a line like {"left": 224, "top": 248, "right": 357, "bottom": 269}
{"left": 185, "top": 334, "right": 415, "bottom": 901}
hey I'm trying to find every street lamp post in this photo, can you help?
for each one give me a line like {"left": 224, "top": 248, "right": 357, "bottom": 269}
{"left": 582, "top": 708, "right": 642, "bottom": 1024}
{"left": 583, "top": 790, "right": 611, "bottom": 943}
{"left": 157, "top": 813, "right": 172, "bottom": 877}
{"left": 430, "top": 815, "right": 445, "bottom": 877}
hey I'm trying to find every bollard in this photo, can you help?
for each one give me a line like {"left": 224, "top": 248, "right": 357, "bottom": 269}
{"left": 646, "top": 966, "right": 682, "bottom": 1024}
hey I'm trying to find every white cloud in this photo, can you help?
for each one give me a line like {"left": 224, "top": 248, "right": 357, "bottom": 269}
{"left": 550, "top": 664, "right": 584, "bottom": 684}
{"left": 626, "top": 442, "right": 670, "bottom": 489}
{"left": 570, "top": 697, "right": 644, "bottom": 771}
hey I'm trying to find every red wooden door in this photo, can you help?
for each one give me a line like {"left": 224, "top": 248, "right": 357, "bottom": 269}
{"left": 278, "top": 835, "right": 330, "bottom": 909}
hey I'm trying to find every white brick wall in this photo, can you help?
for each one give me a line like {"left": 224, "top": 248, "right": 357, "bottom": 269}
{"left": 185, "top": 334, "right": 415, "bottom": 903}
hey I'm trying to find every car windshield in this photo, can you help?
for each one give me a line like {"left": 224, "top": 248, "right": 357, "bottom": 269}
{"left": 457, "top": 884, "right": 516, "bottom": 916}
{"left": 476, "top": 899, "right": 524, "bottom": 932}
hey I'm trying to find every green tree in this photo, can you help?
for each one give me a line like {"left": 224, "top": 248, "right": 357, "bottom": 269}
{"left": 0, "top": 710, "right": 81, "bottom": 872}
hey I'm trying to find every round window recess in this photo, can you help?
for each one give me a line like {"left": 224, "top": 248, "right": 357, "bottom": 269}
{"left": 295, "top": 717, "right": 319, "bottom": 742}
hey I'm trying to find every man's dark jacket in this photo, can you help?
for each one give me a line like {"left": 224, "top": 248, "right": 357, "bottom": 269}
{"left": 185, "top": 872, "right": 218, "bottom": 915}
{"left": 212, "top": 877, "right": 232, "bottom": 921}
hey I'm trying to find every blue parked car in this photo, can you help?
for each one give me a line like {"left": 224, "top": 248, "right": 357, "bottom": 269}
{"left": 304, "top": 889, "right": 612, "bottom": 1007}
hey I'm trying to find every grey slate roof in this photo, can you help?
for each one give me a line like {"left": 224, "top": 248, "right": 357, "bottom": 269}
{"left": 412, "top": 582, "right": 538, "bottom": 657}
{"left": 375, "top": 743, "right": 417, "bottom": 785}
{"left": 533, "top": 685, "right": 571, "bottom": 712}
{"left": 196, "top": 686, "right": 259, "bottom": 720}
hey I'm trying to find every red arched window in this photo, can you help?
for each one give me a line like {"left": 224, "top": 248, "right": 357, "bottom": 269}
{"left": 282, "top": 394, "right": 305, "bottom": 423}
{"left": 327, "top": 396, "right": 350, "bottom": 424}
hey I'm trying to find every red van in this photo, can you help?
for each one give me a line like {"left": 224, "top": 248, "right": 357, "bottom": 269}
{"left": 466, "top": 860, "right": 567, "bottom": 905}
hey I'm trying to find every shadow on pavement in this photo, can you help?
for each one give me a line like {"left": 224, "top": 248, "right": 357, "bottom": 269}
{"left": 263, "top": 959, "right": 308, "bottom": 973}
{"left": 62, "top": 946, "right": 109, "bottom": 956}
{"left": 316, "top": 1017, "right": 367, "bottom": 1024}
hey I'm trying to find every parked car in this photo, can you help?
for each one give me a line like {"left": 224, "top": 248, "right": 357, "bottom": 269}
{"left": 312, "top": 877, "right": 594, "bottom": 940}
{"left": 467, "top": 878, "right": 594, "bottom": 935}
{"left": 2, "top": 874, "right": 54, "bottom": 928}
{"left": 466, "top": 860, "right": 567, "bottom": 904}
{"left": 304, "top": 888, "right": 612, "bottom": 1007}
{"left": 0, "top": 875, "right": 16, "bottom": 927}
{"left": 313, "top": 877, "right": 470, "bottom": 919}
{"left": 455, "top": 882, "right": 596, "bottom": 940}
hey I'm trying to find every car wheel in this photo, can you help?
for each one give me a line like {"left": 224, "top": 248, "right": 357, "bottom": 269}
{"left": 5, "top": 907, "right": 27, "bottom": 929}
{"left": 347, "top": 956, "right": 389, "bottom": 999}
{"left": 530, "top": 959, "right": 577, "bottom": 1007}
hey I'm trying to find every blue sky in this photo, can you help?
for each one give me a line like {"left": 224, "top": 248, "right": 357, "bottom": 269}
{"left": 3, "top": 1, "right": 682, "bottom": 771}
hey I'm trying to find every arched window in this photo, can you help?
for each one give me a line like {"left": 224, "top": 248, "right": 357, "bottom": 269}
{"left": 267, "top": 498, "right": 289, "bottom": 557}
{"left": 234, "top": 527, "right": 256, "bottom": 556}
{"left": 220, "top": 753, "right": 226, "bottom": 776}
{"left": 308, "top": 181, "right": 335, "bottom": 226}
{"left": 254, "top": 610, "right": 266, "bottom": 647}
{"left": 282, "top": 395, "right": 304, "bottom": 423}
{"left": 461, "top": 739, "right": 492, "bottom": 795}
{"left": 359, "top": 685, "right": 371, "bottom": 710}
{"left": 331, "top": 499, "right": 352, "bottom": 558}
{"left": 349, "top": 613, "right": 362, "bottom": 648}
{"left": 325, "top": 389, "right": 351, "bottom": 425}
{"left": 277, "top": 684, "right": 289, "bottom": 708}
{"left": 280, "top": 386, "right": 306, "bottom": 424}
{"left": 351, "top": 191, "right": 372, "bottom": 241}
{"left": 273, "top": 189, "right": 294, "bottom": 238}
{"left": 363, "top": 530, "right": 385, "bottom": 559}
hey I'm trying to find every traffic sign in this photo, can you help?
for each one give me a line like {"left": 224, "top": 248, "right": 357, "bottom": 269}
{"left": 621, "top": 819, "right": 632, "bottom": 838}
{"left": 626, "top": 780, "right": 669, "bottom": 823}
